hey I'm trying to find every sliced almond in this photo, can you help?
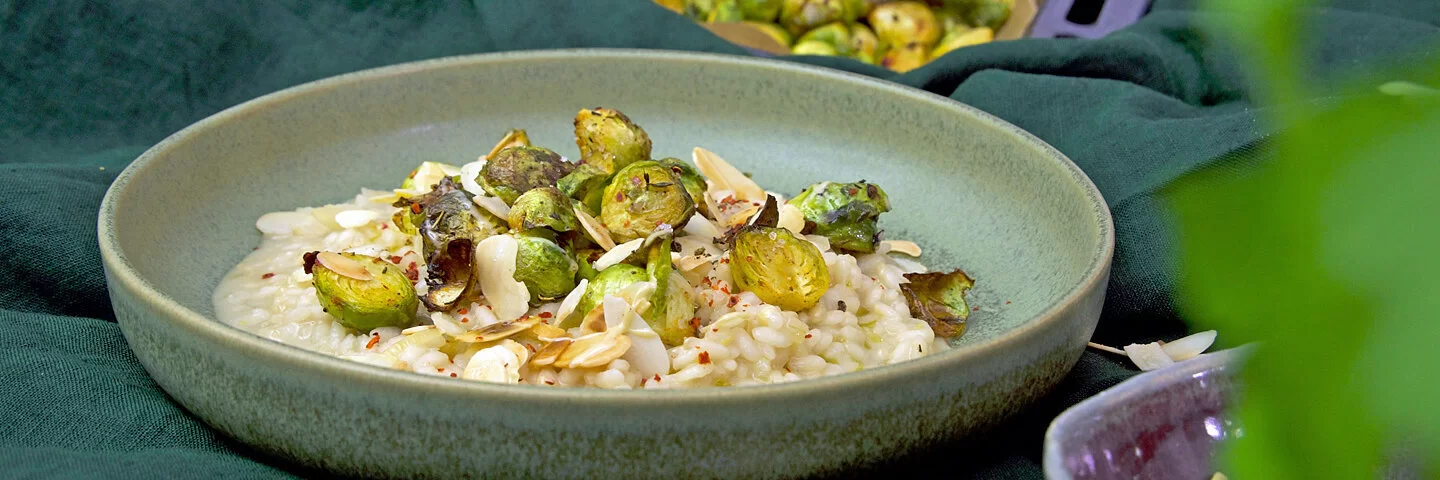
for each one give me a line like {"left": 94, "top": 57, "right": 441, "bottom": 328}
{"left": 472, "top": 195, "right": 511, "bottom": 219}
{"left": 723, "top": 203, "right": 761, "bottom": 229}
{"left": 554, "top": 332, "right": 633, "bottom": 369}
{"left": 579, "top": 304, "right": 608, "bottom": 335}
{"left": 575, "top": 207, "right": 617, "bottom": 250}
{"left": 486, "top": 129, "right": 531, "bottom": 159}
{"left": 529, "top": 323, "right": 569, "bottom": 341}
{"left": 554, "top": 279, "right": 589, "bottom": 325}
{"left": 528, "top": 338, "right": 571, "bottom": 367}
{"left": 461, "top": 339, "right": 527, "bottom": 383}
{"left": 593, "top": 238, "right": 644, "bottom": 271}
{"left": 778, "top": 203, "right": 806, "bottom": 234}
{"left": 400, "top": 324, "right": 437, "bottom": 336}
{"left": 693, "top": 147, "right": 765, "bottom": 202}
{"left": 334, "top": 210, "right": 380, "bottom": 229}
{"left": 256, "top": 211, "right": 313, "bottom": 234}
{"left": 451, "top": 315, "right": 542, "bottom": 343}
{"left": 1123, "top": 342, "right": 1175, "bottom": 371}
{"left": 1161, "top": 330, "right": 1217, "bottom": 361}
{"left": 316, "top": 252, "right": 373, "bottom": 281}
{"left": 881, "top": 240, "right": 922, "bottom": 257}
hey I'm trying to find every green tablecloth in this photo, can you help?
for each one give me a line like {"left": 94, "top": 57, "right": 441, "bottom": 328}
{"left": 2, "top": 0, "right": 1435, "bottom": 477}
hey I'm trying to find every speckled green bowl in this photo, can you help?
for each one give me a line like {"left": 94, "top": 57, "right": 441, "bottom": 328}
{"left": 98, "top": 50, "right": 1112, "bottom": 478}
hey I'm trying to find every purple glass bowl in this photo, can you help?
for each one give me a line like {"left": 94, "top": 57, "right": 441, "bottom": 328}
{"left": 1043, "top": 346, "right": 1252, "bottom": 479}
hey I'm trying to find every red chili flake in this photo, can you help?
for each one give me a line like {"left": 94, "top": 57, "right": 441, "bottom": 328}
{"left": 641, "top": 378, "right": 649, "bottom": 386}
{"left": 1005, "top": 301, "right": 1012, "bottom": 305}
{"left": 539, "top": 312, "right": 553, "bottom": 319}
{"left": 544, "top": 380, "right": 555, "bottom": 385}
{"left": 388, "top": 255, "right": 403, "bottom": 264}
{"left": 727, "top": 296, "right": 739, "bottom": 307}
{"left": 804, "top": 333, "right": 813, "bottom": 339}
{"left": 410, "top": 203, "right": 422, "bottom": 214}
{"left": 712, "top": 328, "right": 719, "bottom": 333}
{"left": 720, "top": 258, "right": 730, "bottom": 264}
{"left": 972, "top": 307, "right": 980, "bottom": 311}
{"left": 526, "top": 344, "right": 537, "bottom": 352}
{"left": 615, "top": 192, "right": 625, "bottom": 202}
{"left": 688, "top": 317, "right": 701, "bottom": 331}
{"left": 365, "top": 335, "right": 381, "bottom": 349}
{"left": 457, "top": 307, "right": 469, "bottom": 315}
{"left": 745, "top": 255, "right": 754, "bottom": 262}
{"left": 260, "top": 272, "right": 275, "bottom": 279}
{"left": 460, "top": 318, "right": 469, "bottom": 323}
{"left": 404, "top": 263, "right": 420, "bottom": 282}
{"left": 653, "top": 374, "right": 662, "bottom": 382}
{"left": 698, "top": 351, "right": 712, "bottom": 365}
{"left": 449, "top": 373, "right": 458, "bottom": 378}
{"left": 436, "top": 367, "right": 445, "bottom": 372}
{"left": 719, "top": 285, "right": 730, "bottom": 294}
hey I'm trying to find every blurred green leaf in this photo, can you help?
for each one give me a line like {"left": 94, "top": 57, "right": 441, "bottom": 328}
{"left": 1173, "top": 0, "right": 1440, "bottom": 477}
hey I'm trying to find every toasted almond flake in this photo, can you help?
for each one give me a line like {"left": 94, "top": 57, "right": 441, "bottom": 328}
{"left": 554, "top": 279, "right": 589, "bottom": 324}
{"left": 401, "top": 324, "right": 436, "bottom": 335}
{"left": 408, "top": 162, "right": 461, "bottom": 196}
{"left": 316, "top": 252, "right": 373, "bottom": 281}
{"left": 451, "top": 316, "right": 541, "bottom": 343}
{"left": 890, "top": 256, "right": 928, "bottom": 274}
{"left": 624, "top": 315, "right": 670, "bottom": 378}
{"left": 1123, "top": 342, "right": 1175, "bottom": 371}
{"left": 459, "top": 159, "right": 488, "bottom": 197}
{"left": 475, "top": 235, "right": 530, "bottom": 321}
{"left": 255, "top": 211, "right": 312, "bottom": 235}
{"left": 529, "top": 323, "right": 569, "bottom": 341}
{"left": 778, "top": 203, "right": 806, "bottom": 234}
{"left": 461, "top": 340, "right": 527, "bottom": 383}
{"left": 528, "top": 339, "right": 571, "bottom": 367}
{"left": 1161, "top": 330, "right": 1217, "bottom": 361}
{"left": 593, "top": 238, "right": 644, "bottom": 271}
{"left": 805, "top": 234, "right": 831, "bottom": 252}
{"left": 472, "top": 195, "right": 511, "bottom": 219}
{"left": 487, "top": 130, "right": 530, "bottom": 159}
{"left": 555, "top": 332, "right": 632, "bottom": 369}
{"left": 682, "top": 213, "right": 720, "bottom": 239}
{"left": 693, "top": 147, "right": 764, "bottom": 202}
{"left": 575, "top": 207, "right": 617, "bottom": 250}
{"left": 676, "top": 254, "right": 713, "bottom": 272}
{"left": 723, "top": 203, "right": 761, "bottom": 229}
{"left": 309, "top": 205, "right": 347, "bottom": 229}
{"left": 334, "top": 210, "right": 380, "bottom": 229}
{"left": 881, "top": 240, "right": 922, "bottom": 257}
{"left": 1211, "top": 473, "right": 1228, "bottom": 480}
{"left": 580, "top": 305, "right": 608, "bottom": 335}
{"left": 367, "top": 192, "right": 403, "bottom": 205}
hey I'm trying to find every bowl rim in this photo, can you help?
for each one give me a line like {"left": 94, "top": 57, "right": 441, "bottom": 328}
{"left": 98, "top": 48, "right": 1115, "bottom": 404}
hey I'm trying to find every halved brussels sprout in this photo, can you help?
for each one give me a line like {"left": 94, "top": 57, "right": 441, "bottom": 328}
{"left": 574, "top": 108, "right": 652, "bottom": 174}
{"left": 304, "top": 251, "right": 418, "bottom": 330}
{"left": 899, "top": 269, "right": 975, "bottom": 338}
{"left": 643, "top": 232, "right": 696, "bottom": 346}
{"left": 561, "top": 263, "right": 650, "bottom": 328}
{"left": 739, "top": 0, "right": 783, "bottom": 21}
{"left": 393, "top": 177, "right": 504, "bottom": 259}
{"left": 869, "top": 1, "right": 942, "bottom": 48}
{"left": 508, "top": 187, "right": 580, "bottom": 234}
{"left": 600, "top": 160, "right": 697, "bottom": 243}
{"left": 779, "top": 0, "right": 847, "bottom": 36}
{"left": 729, "top": 225, "right": 830, "bottom": 311}
{"left": 788, "top": 180, "right": 891, "bottom": 253}
{"left": 557, "top": 163, "right": 612, "bottom": 215}
{"left": 513, "top": 234, "right": 579, "bottom": 304}
{"left": 479, "top": 146, "right": 575, "bottom": 204}
{"left": 656, "top": 157, "right": 710, "bottom": 217}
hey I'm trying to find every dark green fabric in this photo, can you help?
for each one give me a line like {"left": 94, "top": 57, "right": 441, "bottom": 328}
{"left": 1, "top": 0, "right": 1435, "bottom": 477}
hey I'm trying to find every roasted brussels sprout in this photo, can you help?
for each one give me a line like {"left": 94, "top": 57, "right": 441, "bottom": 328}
{"left": 739, "top": 0, "right": 783, "bottom": 21}
{"left": 508, "top": 187, "right": 580, "bottom": 234}
{"left": 574, "top": 108, "right": 652, "bottom": 174}
{"left": 880, "top": 41, "right": 929, "bottom": 73}
{"left": 642, "top": 232, "right": 697, "bottom": 346}
{"left": 557, "top": 163, "right": 612, "bottom": 216}
{"left": 869, "top": 1, "right": 942, "bottom": 48}
{"left": 956, "top": 0, "right": 1011, "bottom": 31}
{"left": 729, "top": 226, "right": 831, "bottom": 311}
{"left": 930, "top": 26, "right": 993, "bottom": 60}
{"left": 899, "top": 269, "right": 975, "bottom": 338}
{"left": 685, "top": 0, "right": 718, "bottom": 19}
{"left": 848, "top": 23, "right": 882, "bottom": 63}
{"left": 655, "top": 157, "right": 710, "bottom": 217}
{"left": 797, "top": 22, "right": 853, "bottom": 56}
{"left": 394, "top": 177, "right": 504, "bottom": 259}
{"left": 747, "top": 21, "right": 794, "bottom": 47}
{"left": 706, "top": 0, "right": 744, "bottom": 22}
{"left": 422, "top": 237, "right": 477, "bottom": 310}
{"left": 513, "top": 234, "right": 579, "bottom": 303}
{"left": 600, "top": 161, "right": 697, "bottom": 243}
{"left": 304, "top": 251, "right": 418, "bottom": 330}
{"left": 485, "top": 129, "right": 531, "bottom": 160}
{"left": 844, "top": 0, "right": 873, "bottom": 18}
{"left": 562, "top": 263, "right": 650, "bottom": 328}
{"left": 791, "top": 40, "right": 839, "bottom": 56}
{"left": 479, "top": 146, "right": 574, "bottom": 205}
{"left": 936, "top": 7, "right": 966, "bottom": 33}
{"left": 789, "top": 181, "right": 891, "bottom": 253}
{"left": 779, "top": 0, "right": 847, "bottom": 36}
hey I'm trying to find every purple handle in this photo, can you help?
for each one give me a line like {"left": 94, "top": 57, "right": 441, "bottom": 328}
{"left": 1030, "top": 0, "right": 1151, "bottom": 39}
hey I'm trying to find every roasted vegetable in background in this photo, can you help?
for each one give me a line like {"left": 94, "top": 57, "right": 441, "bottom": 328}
{"left": 791, "top": 40, "right": 839, "bottom": 56}
{"left": 512, "top": 234, "right": 579, "bottom": 303}
{"left": 899, "top": 269, "right": 974, "bottom": 337}
{"left": 706, "top": 0, "right": 744, "bottom": 22}
{"left": 848, "top": 23, "right": 882, "bottom": 63}
{"left": 952, "top": 0, "right": 1011, "bottom": 31}
{"left": 729, "top": 225, "right": 831, "bottom": 311}
{"left": 797, "top": 22, "right": 854, "bottom": 56}
{"left": 880, "top": 41, "right": 928, "bottom": 72}
{"left": 508, "top": 187, "right": 580, "bottom": 234}
{"left": 600, "top": 160, "right": 697, "bottom": 242}
{"left": 789, "top": 181, "right": 891, "bottom": 253}
{"left": 574, "top": 108, "right": 652, "bottom": 174}
{"left": 779, "top": 0, "right": 848, "bottom": 36}
{"left": 479, "top": 146, "right": 574, "bottom": 204}
{"left": 747, "top": 21, "right": 795, "bottom": 47}
{"left": 931, "top": 26, "right": 993, "bottom": 60}
{"left": 655, "top": 157, "right": 711, "bottom": 217}
{"left": 739, "top": 0, "right": 783, "bottom": 21}
{"left": 869, "top": 1, "right": 941, "bottom": 48}
{"left": 305, "top": 251, "right": 418, "bottom": 330}
{"left": 563, "top": 263, "right": 650, "bottom": 328}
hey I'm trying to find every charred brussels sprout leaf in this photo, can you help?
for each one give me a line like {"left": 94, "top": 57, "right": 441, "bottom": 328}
{"left": 574, "top": 108, "right": 652, "bottom": 174}
{"left": 899, "top": 269, "right": 975, "bottom": 338}
{"left": 562, "top": 263, "right": 650, "bottom": 328}
{"left": 512, "top": 234, "right": 579, "bottom": 304}
{"left": 508, "top": 187, "right": 580, "bottom": 234}
{"left": 304, "top": 251, "right": 418, "bottom": 330}
{"left": 788, "top": 181, "right": 891, "bottom": 253}
{"left": 479, "top": 146, "right": 574, "bottom": 204}
{"left": 600, "top": 161, "right": 696, "bottom": 243}
{"left": 729, "top": 225, "right": 830, "bottom": 311}
{"left": 421, "top": 238, "right": 477, "bottom": 311}
{"left": 557, "top": 163, "right": 612, "bottom": 216}
{"left": 394, "top": 177, "right": 503, "bottom": 259}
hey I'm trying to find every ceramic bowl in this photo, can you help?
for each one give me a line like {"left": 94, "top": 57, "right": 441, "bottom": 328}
{"left": 98, "top": 49, "right": 1112, "bottom": 478}
{"left": 1043, "top": 347, "right": 1252, "bottom": 480}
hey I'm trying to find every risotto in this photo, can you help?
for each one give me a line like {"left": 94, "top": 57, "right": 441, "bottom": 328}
{"left": 213, "top": 108, "right": 976, "bottom": 389}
